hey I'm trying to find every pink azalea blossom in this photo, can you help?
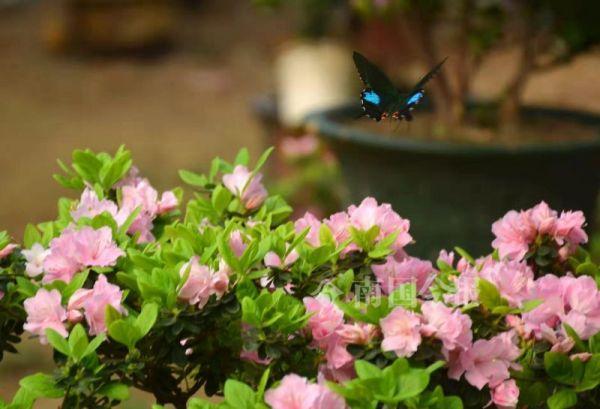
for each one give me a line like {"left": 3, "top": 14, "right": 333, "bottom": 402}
{"left": 336, "top": 323, "right": 378, "bottom": 345}
{"left": 265, "top": 374, "right": 345, "bottom": 409}
{"left": 444, "top": 266, "right": 480, "bottom": 306}
{"left": 71, "top": 188, "right": 118, "bottom": 221}
{"left": 479, "top": 260, "right": 534, "bottom": 307}
{"left": 229, "top": 230, "right": 247, "bottom": 258}
{"left": 555, "top": 211, "right": 587, "bottom": 247}
{"left": 222, "top": 165, "right": 267, "bottom": 210}
{"left": 264, "top": 248, "right": 299, "bottom": 269}
{"left": 178, "top": 257, "right": 230, "bottom": 308}
{"left": 240, "top": 349, "right": 273, "bottom": 365}
{"left": 491, "top": 379, "right": 519, "bottom": 409}
{"left": 280, "top": 134, "right": 319, "bottom": 159}
{"left": 324, "top": 211, "right": 353, "bottom": 251}
{"left": 380, "top": 307, "right": 422, "bottom": 357}
{"left": 294, "top": 212, "right": 322, "bottom": 247}
{"left": 492, "top": 210, "right": 536, "bottom": 261}
{"left": 23, "top": 289, "right": 68, "bottom": 344}
{"left": 118, "top": 179, "right": 159, "bottom": 243}
{"left": 448, "top": 331, "right": 521, "bottom": 390}
{"left": 157, "top": 191, "right": 178, "bottom": 214}
{"left": 372, "top": 256, "right": 436, "bottom": 295}
{"left": 0, "top": 243, "right": 17, "bottom": 260}
{"left": 303, "top": 296, "right": 344, "bottom": 343}
{"left": 347, "top": 197, "right": 412, "bottom": 255}
{"left": 420, "top": 301, "right": 472, "bottom": 351}
{"left": 325, "top": 334, "right": 354, "bottom": 369}
{"left": 43, "top": 227, "right": 124, "bottom": 284}
{"left": 530, "top": 201, "right": 558, "bottom": 235}
{"left": 22, "top": 243, "right": 50, "bottom": 277}
{"left": 68, "top": 275, "right": 126, "bottom": 335}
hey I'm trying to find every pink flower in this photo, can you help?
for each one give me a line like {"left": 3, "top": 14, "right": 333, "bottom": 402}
{"left": 222, "top": 165, "right": 267, "bottom": 210}
{"left": 280, "top": 134, "right": 319, "bottom": 159}
{"left": 0, "top": 243, "right": 17, "bottom": 260}
{"left": 380, "top": 307, "right": 422, "bottom": 357}
{"left": 324, "top": 212, "right": 353, "bottom": 249}
{"left": 448, "top": 331, "right": 521, "bottom": 389}
{"left": 23, "top": 289, "right": 68, "bottom": 344}
{"left": 372, "top": 256, "right": 436, "bottom": 295}
{"left": 178, "top": 257, "right": 230, "bottom": 308}
{"left": 68, "top": 275, "right": 125, "bottom": 335}
{"left": 157, "top": 191, "right": 178, "bottom": 214}
{"left": 336, "top": 323, "right": 378, "bottom": 345}
{"left": 479, "top": 260, "right": 534, "bottom": 307}
{"left": 43, "top": 227, "right": 124, "bottom": 284}
{"left": 421, "top": 301, "right": 472, "bottom": 351}
{"left": 264, "top": 248, "right": 299, "bottom": 269}
{"left": 265, "top": 374, "right": 345, "bottom": 409}
{"left": 240, "top": 349, "right": 273, "bottom": 365}
{"left": 347, "top": 197, "right": 412, "bottom": 255}
{"left": 295, "top": 212, "right": 322, "bottom": 247}
{"left": 491, "top": 379, "right": 519, "bottom": 409}
{"left": 492, "top": 210, "right": 536, "bottom": 261}
{"left": 71, "top": 188, "right": 118, "bottom": 221}
{"left": 530, "top": 201, "right": 558, "bottom": 235}
{"left": 444, "top": 266, "right": 479, "bottom": 306}
{"left": 229, "top": 230, "right": 247, "bottom": 258}
{"left": 22, "top": 243, "right": 50, "bottom": 277}
{"left": 118, "top": 179, "right": 159, "bottom": 243}
{"left": 178, "top": 257, "right": 214, "bottom": 308}
{"left": 303, "top": 296, "right": 344, "bottom": 343}
{"left": 325, "top": 334, "right": 354, "bottom": 369}
{"left": 555, "top": 211, "right": 587, "bottom": 246}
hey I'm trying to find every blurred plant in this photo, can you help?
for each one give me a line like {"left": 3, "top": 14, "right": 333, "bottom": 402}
{"left": 352, "top": 0, "right": 600, "bottom": 133}
{"left": 253, "top": 0, "right": 349, "bottom": 39}
{"left": 270, "top": 134, "right": 343, "bottom": 217}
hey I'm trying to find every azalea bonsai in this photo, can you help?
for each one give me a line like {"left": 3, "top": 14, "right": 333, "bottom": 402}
{"left": 1, "top": 146, "right": 600, "bottom": 409}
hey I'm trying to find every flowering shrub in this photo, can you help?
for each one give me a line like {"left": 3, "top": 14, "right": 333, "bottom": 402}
{"left": 1, "top": 146, "right": 600, "bottom": 409}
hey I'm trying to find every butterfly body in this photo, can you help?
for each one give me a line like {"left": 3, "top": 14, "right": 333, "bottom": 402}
{"left": 353, "top": 51, "right": 446, "bottom": 122}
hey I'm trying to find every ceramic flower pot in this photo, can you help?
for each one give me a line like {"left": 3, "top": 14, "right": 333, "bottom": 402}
{"left": 306, "top": 104, "right": 600, "bottom": 258}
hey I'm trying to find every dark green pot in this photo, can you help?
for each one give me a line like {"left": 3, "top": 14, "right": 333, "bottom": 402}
{"left": 306, "top": 105, "right": 600, "bottom": 259}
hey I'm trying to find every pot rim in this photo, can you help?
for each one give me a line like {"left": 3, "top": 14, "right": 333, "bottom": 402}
{"left": 305, "top": 104, "right": 600, "bottom": 156}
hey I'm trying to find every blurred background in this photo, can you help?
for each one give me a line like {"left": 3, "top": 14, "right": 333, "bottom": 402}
{"left": 0, "top": 0, "right": 599, "bottom": 406}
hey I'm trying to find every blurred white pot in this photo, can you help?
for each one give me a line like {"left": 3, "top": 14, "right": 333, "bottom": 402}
{"left": 276, "top": 40, "right": 356, "bottom": 128}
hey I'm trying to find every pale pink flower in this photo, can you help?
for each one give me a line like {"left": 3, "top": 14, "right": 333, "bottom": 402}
{"left": 23, "top": 289, "right": 68, "bottom": 344}
{"left": 325, "top": 334, "right": 354, "bottom": 369}
{"left": 178, "top": 257, "right": 213, "bottom": 308}
{"left": 264, "top": 248, "right": 299, "bottom": 269}
{"left": 372, "top": 256, "right": 436, "bottom": 295}
{"left": 114, "top": 166, "right": 142, "bottom": 188}
{"left": 347, "top": 197, "right": 412, "bottom": 255}
{"left": 0, "top": 243, "right": 17, "bottom": 260}
{"left": 336, "top": 323, "right": 378, "bottom": 345}
{"left": 69, "top": 275, "right": 125, "bottom": 335}
{"left": 157, "top": 191, "right": 178, "bottom": 214}
{"left": 43, "top": 227, "right": 124, "bottom": 284}
{"left": 570, "top": 352, "right": 593, "bottom": 362}
{"left": 420, "top": 301, "right": 472, "bottom": 351}
{"left": 555, "top": 211, "right": 587, "bottom": 246}
{"left": 222, "top": 165, "right": 267, "bottom": 210}
{"left": 324, "top": 212, "right": 353, "bottom": 250}
{"left": 265, "top": 374, "right": 345, "bottom": 409}
{"left": 380, "top": 307, "right": 422, "bottom": 357}
{"left": 491, "top": 379, "right": 519, "bottom": 409}
{"left": 294, "top": 212, "right": 322, "bottom": 247}
{"left": 211, "top": 260, "right": 231, "bottom": 299}
{"left": 303, "top": 296, "right": 344, "bottom": 343}
{"left": 479, "top": 260, "right": 534, "bottom": 307}
{"left": 229, "top": 230, "right": 247, "bottom": 258}
{"left": 280, "top": 134, "right": 319, "bottom": 159}
{"left": 448, "top": 331, "right": 521, "bottom": 389}
{"left": 118, "top": 179, "right": 159, "bottom": 243}
{"left": 492, "top": 210, "right": 536, "bottom": 261}
{"left": 240, "top": 349, "right": 272, "bottom": 365}
{"left": 530, "top": 201, "right": 558, "bottom": 235}
{"left": 444, "top": 266, "right": 480, "bottom": 306}
{"left": 22, "top": 243, "right": 50, "bottom": 277}
{"left": 71, "top": 188, "right": 118, "bottom": 221}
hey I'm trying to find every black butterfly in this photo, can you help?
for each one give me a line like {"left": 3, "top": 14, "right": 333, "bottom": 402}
{"left": 353, "top": 51, "right": 447, "bottom": 122}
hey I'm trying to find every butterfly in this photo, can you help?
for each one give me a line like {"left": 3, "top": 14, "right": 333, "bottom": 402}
{"left": 353, "top": 51, "right": 447, "bottom": 122}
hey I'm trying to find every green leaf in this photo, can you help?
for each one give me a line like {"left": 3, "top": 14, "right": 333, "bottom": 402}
{"left": 253, "top": 147, "right": 274, "bottom": 174}
{"left": 108, "top": 320, "right": 139, "bottom": 349}
{"left": 68, "top": 324, "right": 89, "bottom": 362}
{"left": 97, "top": 382, "right": 130, "bottom": 401}
{"left": 23, "top": 225, "right": 42, "bottom": 249}
{"left": 19, "top": 373, "right": 64, "bottom": 399}
{"left": 62, "top": 270, "right": 89, "bottom": 301}
{"left": 135, "top": 303, "right": 159, "bottom": 339}
{"left": 223, "top": 380, "right": 255, "bottom": 409}
{"left": 545, "top": 352, "right": 575, "bottom": 385}
{"left": 563, "top": 323, "right": 586, "bottom": 352}
{"left": 395, "top": 368, "right": 430, "bottom": 401}
{"left": 547, "top": 388, "right": 577, "bottom": 409}
{"left": 355, "top": 360, "right": 382, "bottom": 379}
{"left": 577, "top": 355, "right": 600, "bottom": 392}
{"left": 234, "top": 148, "right": 250, "bottom": 166}
{"left": 44, "top": 329, "right": 70, "bottom": 357}
{"left": 256, "top": 368, "right": 271, "bottom": 400}
{"left": 589, "top": 332, "right": 600, "bottom": 354}
{"left": 477, "top": 278, "right": 507, "bottom": 310}
{"left": 454, "top": 246, "right": 475, "bottom": 265}
{"left": 179, "top": 169, "right": 208, "bottom": 187}
{"left": 82, "top": 333, "right": 106, "bottom": 358}
{"left": 521, "top": 299, "right": 544, "bottom": 313}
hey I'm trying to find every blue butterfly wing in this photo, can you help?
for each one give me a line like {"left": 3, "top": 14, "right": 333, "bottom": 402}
{"left": 353, "top": 52, "right": 401, "bottom": 120}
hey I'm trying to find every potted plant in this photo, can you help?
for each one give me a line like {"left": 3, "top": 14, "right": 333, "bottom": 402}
{"left": 252, "top": 0, "right": 358, "bottom": 128}
{"left": 4, "top": 146, "right": 600, "bottom": 409}
{"left": 307, "top": 0, "right": 600, "bottom": 258}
